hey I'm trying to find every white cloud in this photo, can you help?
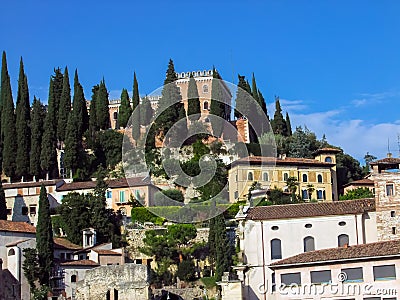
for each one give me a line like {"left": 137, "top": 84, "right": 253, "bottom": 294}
{"left": 290, "top": 110, "right": 400, "bottom": 161}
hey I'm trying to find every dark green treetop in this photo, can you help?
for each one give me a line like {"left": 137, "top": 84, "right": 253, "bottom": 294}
{"left": 96, "top": 79, "right": 110, "bottom": 130}
{"left": 117, "top": 88, "right": 132, "bottom": 128}
{"left": 57, "top": 67, "right": 71, "bottom": 143}
{"left": 30, "top": 97, "right": 46, "bottom": 178}
{"left": 132, "top": 72, "right": 141, "bottom": 140}
{"left": 72, "top": 70, "right": 89, "bottom": 137}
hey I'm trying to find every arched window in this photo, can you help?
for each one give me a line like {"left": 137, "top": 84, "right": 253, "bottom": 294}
{"left": 338, "top": 234, "right": 349, "bottom": 247}
{"left": 303, "top": 236, "right": 315, "bottom": 252}
{"left": 302, "top": 190, "right": 308, "bottom": 200}
{"left": 203, "top": 84, "right": 209, "bottom": 93}
{"left": 248, "top": 172, "right": 254, "bottom": 181}
{"left": 263, "top": 172, "right": 269, "bottom": 182}
{"left": 71, "top": 275, "right": 77, "bottom": 283}
{"left": 317, "top": 190, "right": 323, "bottom": 200}
{"left": 302, "top": 174, "right": 308, "bottom": 182}
{"left": 283, "top": 173, "right": 289, "bottom": 182}
{"left": 203, "top": 101, "right": 209, "bottom": 110}
{"left": 325, "top": 156, "right": 332, "bottom": 163}
{"left": 106, "top": 290, "right": 111, "bottom": 300}
{"left": 317, "top": 174, "right": 323, "bottom": 183}
{"left": 8, "top": 249, "right": 15, "bottom": 256}
{"left": 270, "top": 239, "right": 282, "bottom": 259}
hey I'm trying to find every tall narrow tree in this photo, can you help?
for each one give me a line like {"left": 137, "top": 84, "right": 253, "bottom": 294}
{"left": 57, "top": 67, "right": 71, "bottom": 144}
{"left": 209, "top": 68, "right": 226, "bottom": 137}
{"left": 30, "top": 97, "right": 45, "bottom": 179}
{"left": 16, "top": 58, "right": 31, "bottom": 179}
{"left": 88, "top": 84, "right": 99, "bottom": 141}
{"left": 234, "top": 74, "right": 251, "bottom": 119}
{"left": 40, "top": 79, "right": 58, "bottom": 179}
{"left": 1, "top": 52, "right": 17, "bottom": 179}
{"left": 251, "top": 73, "right": 259, "bottom": 104}
{"left": 72, "top": 70, "right": 89, "bottom": 137}
{"left": 36, "top": 185, "right": 54, "bottom": 285}
{"left": 140, "top": 96, "right": 153, "bottom": 126}
{"left": 117, "top": 88, "right": 132, "bottom": 128}
{"left": 271, "top": 97, "right": 288, "bottom": 136}
{"left": 0, "top": 182, "right": 6, "bottom": 220}
{"left": 51, "top": 68, "right": 64, "bottom": 139}
{"left": 285, "top": 112, "right": 292, "bottom": 136}
{"left": 132, "top": 72, "right": 141, "bottom": 140}
{"left": 187, "top": 74, "right": 201, "bottom": 123}
{"left": 258, "top": 89, "right": 268, "bottom": 119}
{"left": 96, "top": 79, "right": 110, "bottom": 130}
{"left": 64, "top": 112, "right": 81, "bottom": 176}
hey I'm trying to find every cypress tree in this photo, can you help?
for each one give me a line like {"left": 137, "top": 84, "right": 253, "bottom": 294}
{"left": 187, "top": 74, "right": 201, "bottom": 123}
{"left": 30, "top": 97, "right": 45, "bottom": 179}
{"left": 140, "top": 96, "right": 153, "bottom": 126}
{"left": 117, "top": 88, "right": 132, "bottom": 128}
{"left": 271, "top": 97, "right": 288, "bottom": 136}
{"left": 285, "top": 112, "right": 292, "bottom": 136}
{"left": 57, "top": 67, "right": 71, "bottom": 143}
{"left": 72, "top": 70, "right": 89, "bottom": 137}
{"left": 36, "top": 185, "right": 54, "bottom": 285}
{"left": 209, "top": 68, "right": 226, "bottom": 137}
{"left": 15, "top": 58, "right": 31, "bottom": 179}
{"left": 258, "top": 89, "right": 269, "bottom": 119}
{"left": 234, "top": 74, "right": 251, "bottom": 119}
{"left": 1, "top": 52, "right": 17, "bottom": 179}
{"left": 40, "top": 78, "right": 59, "bottom": 179}
{"left": 0, "top": 181, "right": 6, "bottom": 220}
{"left": 251, "top": 73, "right": 259, "bottom": 104}
{"left": 132, "top": 73, "right": 140, "bottom": 140}
{"left": 52, "top": 68, "right": 64, "bottom": 131}
{"left": 88, "top": 84, "right": 99, "bottom": 140}
{"left": 96, "top": 79, "right": 110, "bottom": 130}
{"left": 64, "top": 112, "right": 81, "bottom": 176}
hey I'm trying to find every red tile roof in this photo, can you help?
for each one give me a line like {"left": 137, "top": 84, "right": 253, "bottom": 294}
{"left": 343, "top": 178, "right": 374, "bottom": 187}
{"left": 230, "top": 156, "right": 334, "bottom": 168}
{"left": 94, "top": 249, "right": 122, "bottom": 256}
{"left": 270, "top": 239, "right": 400, "bottom": 268}
{"left": 313, "top": 148, "right": 342, "bottom": 155}
{"left": 2, "top": 180, "right": 63, "bottom": 190}
{"left": 0, "top": 220, "right": 36, "bottom": 233}
{"left": 57, "top": 177, "right": 152, "bottom": 192}
{"left": 54, "top": 238, "right": 82, "bottom": 250}
{"left": 246, "top": 198, "right": 375, "bottom": 220}
{"left": 60, "top": 260, "right": 99, "bottom": 267}
{"left": 370, "top": 157, "right": 400, "bottom": 165}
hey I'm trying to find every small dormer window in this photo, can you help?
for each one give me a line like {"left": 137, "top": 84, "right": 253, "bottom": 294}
{"left": 325, "top": 156, "right": 332, "bottom": 163}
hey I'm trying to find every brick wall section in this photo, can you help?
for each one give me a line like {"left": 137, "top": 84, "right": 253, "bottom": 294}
{"left": 372, "top": 172, "right": 400, "bottom": 241}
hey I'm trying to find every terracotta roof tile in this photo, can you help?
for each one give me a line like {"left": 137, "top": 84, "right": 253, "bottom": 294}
{"left": 270, "top": 239, "right": 400, "bottom": 267}
{"left": 343, "top": 178, "right": 374, "bottom": 187}
{"left": 0, "top": 220, "right": 36, "bottom": 233}
{"left": 230, "top": 156, "right": 334, "bottom": 168}
{"left": 94, "top": 249, "right": 121, "bottom": 256}
{"left": 60, "top": 260, "right": 99, "bottom": 267}
{"left": 57, "top": 177, "right": 151, "bottom": 192}
{"left": 246, "top": 198, "right": 375, "bottom": 220}
{"left": 54, "top": 238, "right": 82, "bottom": 250}
{"left": 2, "top": 180, "right": 63, "bottom": 190}
{"left": 370, "top": 157, "right": 400, "bottom": 165}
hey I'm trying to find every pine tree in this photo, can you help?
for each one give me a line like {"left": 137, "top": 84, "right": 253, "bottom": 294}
{"left": 88, "top": 84, "right": 99, "bottom": 140}
{"left": 271, "top": 97, "right": 288, "bottom": 136}
{"left": 57, "top": 67, "right": 71, "bottom": 143}
{"left": 117, "top": 88, "right": 132, "bottom": 128}
{"left": 96, "top": 79, "right": 110, "bottom": 130}
{"left": 72, "top": 70, "right": 89, "bottom": 137}
{"left": 36, "top": 185, "right": 54, "bottom": 285}
{"left": 40, "top": 79, "right": 59, "bottom": 179}
{"left": 132, "top": 73, "right": 140, "bottom": 140}
{"left": 0, "top": 181, "right": 6, "bottom": 220}
{"left": 15, "top": 58, "right": 31, "bottom": 179}
{"left": 140, "top": 96, "right": 153, "bottom": 126}
{"left": 209, "top": 68, "right": 226, "bottom": 137}
{"left": 30, "top": 97, "right": 45, "bottom": 179}
{"left": 187, "top": 74, "right": 201, "bottom": 123}
{"left": 285, "top": 112, "right": 292, "bottom": 136}
{"left": 1, "top": 52, "right": 17, "bottom": 179}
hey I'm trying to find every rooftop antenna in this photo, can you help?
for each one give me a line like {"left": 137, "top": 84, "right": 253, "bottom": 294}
{"left": 388, "top": 138, "right": 392, "bottom": 158}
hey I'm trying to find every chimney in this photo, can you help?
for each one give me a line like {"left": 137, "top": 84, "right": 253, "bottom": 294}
{"left": 387, "top": 152, "right": 393, "bottom": 158}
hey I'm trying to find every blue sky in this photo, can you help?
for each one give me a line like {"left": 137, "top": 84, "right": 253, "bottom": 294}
{"left": 1, "top": 0, "right": 400, "bottom": 162}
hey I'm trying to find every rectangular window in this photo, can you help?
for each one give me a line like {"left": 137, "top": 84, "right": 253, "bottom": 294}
{"left": 386, "top": 184, "right": 394, "bottom": 196}
{"left": 106, "top": 191, "right": 112, "bottom": 198}
{"left": 234, "top": 191, "right": 239, "bottom": 199}
{"left": 392, "top": 227, "right": 396, "bottom": 234}
{"left": 341, "top": 267, "right": 363, "bottom": 282}
{"left": 310, "top": 270, "right": 331, "bottom": 284}
{"left": 281, "top": 272, "right": 301, "bottom": 285}
{"left": 29, "top": 205, "right": 37, "bottom": 216}
{"left": 373, "top": 265, "right": 396, "bottom": 281}
{"left": 21, "top": 206, "right": 28, "bottom": 215}
{"left": 119, "top": 191, "right": 125, "bottom": 203}
{"left": 6, "top": 208, "right": 12, "bottom": 215}
{"left": 391, "top": 211, "right": 396, "bottom": 217}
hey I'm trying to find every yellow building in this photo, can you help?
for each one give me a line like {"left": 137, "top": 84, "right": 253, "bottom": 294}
{"left": 228, "top": 148, "right": 340, "bottom": 202}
